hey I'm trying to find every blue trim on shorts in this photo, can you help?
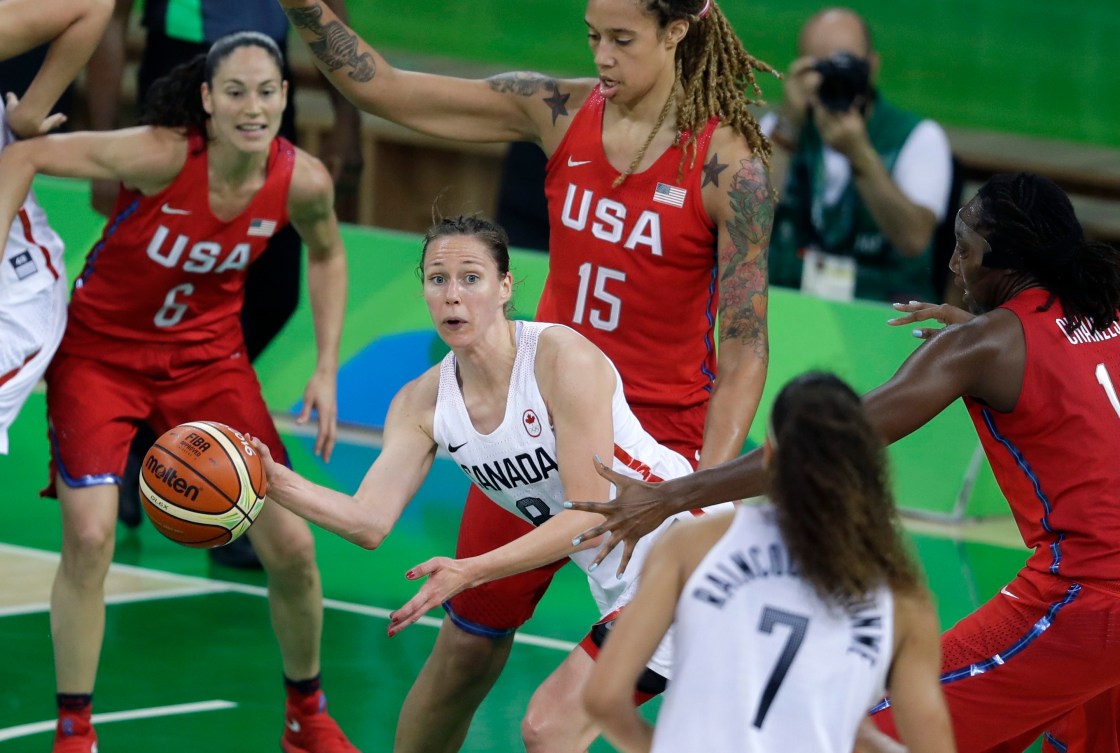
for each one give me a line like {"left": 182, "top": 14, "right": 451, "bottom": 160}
{"left": 441, "top": 602, "right": 515, "bottom": 640}
{"left": 940, "top": 583, "right": 1081, "bottom": 683}
{"left": 50, "top": 429, "right": 121, "bottom": 488}
{"left": 980, "top": 408, "right": 1065, "bottom": 574}
{"left": 871, "top": 583, "right": 1082, "bottom": 715}
{"left": 1044, "top": 733, "right": 1069, "bottom": 752}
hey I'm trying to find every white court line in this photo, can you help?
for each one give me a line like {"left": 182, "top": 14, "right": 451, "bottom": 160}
{"left": 0, "top": 700, "right": 237, "bottom": 742}
{"left": 0, "top": 543, "right": 578, "bottom": 653}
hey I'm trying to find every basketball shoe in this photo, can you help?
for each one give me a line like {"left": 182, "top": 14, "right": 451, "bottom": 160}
{"left": 281, "top": 690, "right": 360, "bottom": 753}
{"left": 53, "top": 714, "right": 98, "bottom": 753}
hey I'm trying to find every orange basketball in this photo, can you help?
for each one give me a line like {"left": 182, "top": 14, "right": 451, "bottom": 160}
{"left": 139, "top": 421, "right": 267, "bottom": 548}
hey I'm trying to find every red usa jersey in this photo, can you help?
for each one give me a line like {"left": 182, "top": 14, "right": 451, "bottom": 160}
{"left": 66, "top": 131, "right": 295, "bottom": 352}
{"left": 541, "top": 87, "right": 719, "bottom": 413}
{"left": 965, "top": 288, "right": 1120, "bottom": 581}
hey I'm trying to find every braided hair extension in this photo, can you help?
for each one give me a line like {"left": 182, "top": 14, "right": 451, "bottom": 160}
{"left": 645, "top": 0, "right": 778, "bottom": 177}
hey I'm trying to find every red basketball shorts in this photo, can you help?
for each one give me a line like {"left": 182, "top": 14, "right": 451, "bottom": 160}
{"left": 444, "top": 401, "right": 705, "bottom": 636}
{"left": 44, "top": 334, "right": 287, "bottom": 495}
{"left": 872, "top": 567, "right": 1120, "bottom": 752}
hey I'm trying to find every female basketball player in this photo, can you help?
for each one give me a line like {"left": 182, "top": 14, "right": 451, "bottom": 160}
{"left": 252, "top": 214, "right": 732, "bottom": 752}
{"left": 275, "top": 2, "right": 777, "bottom": 748}
{"left": 0, "top": 0, "right": 112, "bottom": 457}
{"left": 583, "top": 372, "right": 954, "bottom": 753}
{"left": 0, "top": 31, "right": 358, "bottom": 753}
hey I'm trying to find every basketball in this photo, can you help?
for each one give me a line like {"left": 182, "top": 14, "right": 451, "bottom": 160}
{"left": 139, "top": 421, "right": 267, "bottom": 548}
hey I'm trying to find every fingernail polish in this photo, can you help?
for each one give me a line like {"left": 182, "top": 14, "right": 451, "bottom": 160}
{"left": 571, "top": 537, "right": 582, "bottom": 546}
{"left": 563, "top": 502, "right": 572, "bottom": 508}
{"left": 911, "top": 330, "right": 923, "bottom": 339}
{"left": 588, "top": 562, "right": 598, "bottom": 572}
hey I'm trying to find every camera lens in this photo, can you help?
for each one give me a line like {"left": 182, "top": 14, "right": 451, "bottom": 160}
{"left": 813, "top": 52, "right": 870, "bottom": 112}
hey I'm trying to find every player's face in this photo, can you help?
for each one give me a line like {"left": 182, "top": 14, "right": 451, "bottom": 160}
{"left": 202, "top": 45, "right": 287, "bottom": 153}
{"left": 950, "top": 197, "right": 997, "bottom": 313}
{"left": 422, "top": 236, "right": 512, "bottom": 345}
{"left": 585, "top": 0, "right": 685, "bottom": 105}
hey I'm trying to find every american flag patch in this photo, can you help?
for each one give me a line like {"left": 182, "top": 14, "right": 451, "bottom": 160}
{"left": 248, "top": 218, "right": 278, "bottom": 238}
{"left": 652, "top": 182, "right": 686, "bottom": 208}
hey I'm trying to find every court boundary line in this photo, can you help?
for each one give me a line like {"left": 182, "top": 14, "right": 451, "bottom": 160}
{"left": 0, "top": 700, "right": 238, "bottom": 743}
{"left": 0, "top": 542, "right": 577, "bottom": 652}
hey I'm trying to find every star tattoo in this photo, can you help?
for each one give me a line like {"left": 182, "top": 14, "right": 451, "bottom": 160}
{"left": 702, "top": 153, "right": 729, "bottom": 188}
{"left": 543, "top": 83, "right": 571, "bottom": 125}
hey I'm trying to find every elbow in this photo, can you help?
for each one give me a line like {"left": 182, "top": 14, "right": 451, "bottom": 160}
{"left": 350, "top": 521, "right": 388, "bottom": 550}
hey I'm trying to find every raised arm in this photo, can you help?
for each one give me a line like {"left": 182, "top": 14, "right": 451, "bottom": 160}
{"left": 697, "top": 130, "right": 773, "bottom": 468}
{"left": 276, "top": 0, "right": 593, "bottom": 149}
{"left": 256, "top": 369, "right": 440, "bottom": 548}
{"left": 0, "top": 126, "right": 185, "bottom": 242}
{"left": 287, "top": 150, "right": 348, "bottom": 461}
{"left": 0, "top": 0, "right": 114, "bottom": 137}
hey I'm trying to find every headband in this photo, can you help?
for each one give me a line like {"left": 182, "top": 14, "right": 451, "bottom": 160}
{"left": 698, "top": 0, "right": 712, "bottom": 19}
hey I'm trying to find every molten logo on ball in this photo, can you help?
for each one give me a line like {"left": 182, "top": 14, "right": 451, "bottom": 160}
{"left": 143, "top": 455, "right": 202, "bottom": 501}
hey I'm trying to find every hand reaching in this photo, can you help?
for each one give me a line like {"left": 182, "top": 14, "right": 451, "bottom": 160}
{"left": 388, "top": 556, "right": 477, "bottom": 637}
{"left": 888, "top": 300, "right": 974, "bottom": 340}
{"left": 563, "top": 456, "right": 677, "bottom": 578}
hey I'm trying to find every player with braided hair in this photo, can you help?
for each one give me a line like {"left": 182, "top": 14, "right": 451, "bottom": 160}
{"left": 276, "top": 1, "right": 775, "bottom": 751}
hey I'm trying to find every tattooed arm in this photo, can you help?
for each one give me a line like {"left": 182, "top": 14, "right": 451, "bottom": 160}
{"left": 696, "top": 128, "right": 773, "bottom": 469}
{"left": 277, "top": 0, "right": 593, "bottom": 147}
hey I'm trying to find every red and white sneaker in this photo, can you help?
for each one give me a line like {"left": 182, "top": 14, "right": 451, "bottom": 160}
{"left": 280, "top": 691, "right": 360, "bottom": 753}
{"left": 53, "top": 714, "right": 98, "bottom": 753}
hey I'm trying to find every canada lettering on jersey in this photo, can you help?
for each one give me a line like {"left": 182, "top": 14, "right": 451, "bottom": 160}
{"left": 560, "top": 184, "right": 664, "bottom": 257}
{"left": 459, "top": 447, "right": 559, "bottom": 493}
{"left": 146, "top": 225, "right": 251, "bottom": 273}
{"left": 690, "top": 543, "right": 800, "bottom": 608}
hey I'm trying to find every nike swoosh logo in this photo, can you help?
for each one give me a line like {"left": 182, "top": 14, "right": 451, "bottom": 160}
{"left": 448, "top": 442, "right": 467, "bottom": 453}
{"left": 161, "top": 203, "right": 191, "bottom": 215}
{"left": 287, "top": 719, "right": 301, "bottom": 733}
{"left": 1000, "top": 586, "right": 1020, "bottom": 600}
{"left": 567, "top": 157, "right": 592, "bottom": 167}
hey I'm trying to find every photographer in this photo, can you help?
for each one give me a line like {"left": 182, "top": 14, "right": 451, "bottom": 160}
{"left": 762, "top": 7, "right": 952, "bottom": 303}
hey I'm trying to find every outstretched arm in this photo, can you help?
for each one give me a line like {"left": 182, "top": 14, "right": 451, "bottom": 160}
{"left": 254, "top": 370, "right": 440, "bottom": 549}
{"left": 569, "top": 312, "right": 1016, "bottom": 572}
{"left": 277, "top": 0, "right": 592, "bottom": 148}
{"left": 1, "top": 0, "right": 114, "bottom": 137}
{"left": 287, "top": 150, "right": 347, "bottom": 461}
{"left": 0, "top": 126, "right": 185, "bottom": 246}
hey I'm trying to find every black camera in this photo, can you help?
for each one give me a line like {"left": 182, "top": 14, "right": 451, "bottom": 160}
{"left": 813, "top": 52, "right": 871, "bottom": 112}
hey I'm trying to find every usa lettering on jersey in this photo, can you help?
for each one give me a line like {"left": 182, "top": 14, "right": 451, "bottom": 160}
{"left": 146, "top": 225, "right": 251, "bottom": 273}
{"left": 559, "top": 184, "right": 664, "bottom": 257}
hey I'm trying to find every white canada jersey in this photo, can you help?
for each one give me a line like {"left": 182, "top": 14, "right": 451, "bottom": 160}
{"left": 433, "top": 321, "right": 697, "bottom": 616}
{"left": 0, "top": 97, "right": 65, "bottom": 304}
{"left": 652, "top": 503, "right": 894, "bottom": 753}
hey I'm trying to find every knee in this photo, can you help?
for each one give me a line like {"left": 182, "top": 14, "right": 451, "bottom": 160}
{"left": 520, "top": 703, "right": 565, "bottom": 753}
{"left": 59, "top": 518, "right": 114, "bottom": 579}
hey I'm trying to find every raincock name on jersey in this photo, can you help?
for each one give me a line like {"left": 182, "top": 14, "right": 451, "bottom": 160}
{"left": 458, "top": 447, "right": 559, "bottom": 493}
{"left": 690, "top": 542, "right": 800, "bottom": 608}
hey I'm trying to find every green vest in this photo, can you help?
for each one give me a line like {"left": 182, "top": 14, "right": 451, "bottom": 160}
{"left": 769, "top": 98, "right": 935, "bottom": 303}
